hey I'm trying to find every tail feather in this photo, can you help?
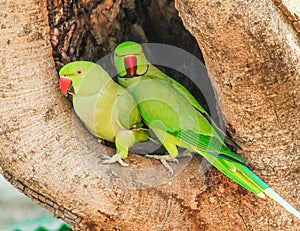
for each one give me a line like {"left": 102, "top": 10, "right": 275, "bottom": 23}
{"left": 264, "top": 188, "right": 300, "bottom": 219}
{"left": 198, "top": 150, "right": 300, "bottom": 219}
{"left": 201, "top": 151, "right": 265, "bottom": 195}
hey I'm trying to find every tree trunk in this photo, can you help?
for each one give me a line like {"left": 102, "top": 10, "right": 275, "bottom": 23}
{"left": 0, "top": 0, "right": 299, "bottom": 230}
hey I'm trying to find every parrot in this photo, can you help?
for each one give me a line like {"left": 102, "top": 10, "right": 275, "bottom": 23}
{"left": 114, "top": 42, "right": 240, "bottom": 150}
{"left": 59, "top": 61, "right": 149, "bottom": 166}
{"left": 113, "top": 41, "right": 300, "bottom": 219}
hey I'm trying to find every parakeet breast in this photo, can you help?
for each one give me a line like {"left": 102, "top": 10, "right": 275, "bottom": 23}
{"left": 72, "top": 83, "right": 141, "bottom": 142}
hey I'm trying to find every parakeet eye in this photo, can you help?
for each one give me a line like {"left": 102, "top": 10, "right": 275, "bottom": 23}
{"left": 76, "top": 69, "right": 84, "bottom": 76}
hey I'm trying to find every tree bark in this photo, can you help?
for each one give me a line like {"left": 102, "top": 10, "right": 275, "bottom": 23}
{"left": 175, "top": 0, "right": 300, "bottom": 229}
{"left": 0, "top": 0, "right": 299, "bottom": 230}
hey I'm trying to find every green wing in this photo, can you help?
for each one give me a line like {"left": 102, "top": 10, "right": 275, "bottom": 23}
{"left": 128, "top": 76, "right": 246, "bottom": 163}
{"left": 147, "top": 65, "right": 208, "bottom": 113}
{"left": 113, "top": 42, "right": 300, "bottom": 219}
{"left": 171, "top": 130, "right": 245, "bottom": 163}
{"left": 148, "top": 64, "right": 241, "bottom": 149}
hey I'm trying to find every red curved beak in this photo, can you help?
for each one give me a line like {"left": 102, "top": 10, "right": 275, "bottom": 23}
{"left": 124, "top": 55, "right": 137, "bottom": 77}
{"left": 59, "top": 76, "right": 72, "bottom": 95}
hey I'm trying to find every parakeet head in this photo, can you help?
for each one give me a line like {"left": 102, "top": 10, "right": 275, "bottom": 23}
{"left": 59, "top": 61, "right": 109, "bottom": 97}
{"left": 114, "top": 41, "right": 149, "bottom": 78}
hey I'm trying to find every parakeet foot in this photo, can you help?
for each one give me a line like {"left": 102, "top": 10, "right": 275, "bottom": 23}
{"left": 180, "top": 150, "right": 194, "bottom": 158}
{"left": 97, "top": 139, "right": 104, "bottom": 144}
{"left": 103, "top": 153, "right": 129, "bottom": 167}
{"left": 145, "top": 154, "right": 178, "bottom": 175}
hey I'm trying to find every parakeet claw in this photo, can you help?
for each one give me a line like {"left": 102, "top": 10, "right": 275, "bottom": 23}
{"left": 180, "top": 150, "right": 194, "bottom": 158}
{"left": 145, "top": 154, "right": 179, "bottom": 162}
{"left": 103, "top": 153, "right": 129, "bottom": 167}
{"left": 97, "top": 139, "right": 104, "bottom": 144}
{"left": 145, "top": 154, "right": 178, "bottom": 175}
{"left": 161, "top": 159, "right": 175, "bottom": 175}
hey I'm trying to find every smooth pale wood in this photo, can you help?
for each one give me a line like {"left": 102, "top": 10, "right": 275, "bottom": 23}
{"left": 0, "top": 0, "right": 299, "bottom": 230}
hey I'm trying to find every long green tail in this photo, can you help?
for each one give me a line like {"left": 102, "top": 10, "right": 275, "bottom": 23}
{"left": 199, "top": 150, "right": 300, "bottom": 219}
{"left": 173, "top": 129, "right": 299, "bottom": 218}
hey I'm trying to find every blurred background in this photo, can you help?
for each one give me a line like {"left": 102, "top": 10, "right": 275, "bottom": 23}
{"left": 0, "top": 174, "right": 70, "bottom": 231}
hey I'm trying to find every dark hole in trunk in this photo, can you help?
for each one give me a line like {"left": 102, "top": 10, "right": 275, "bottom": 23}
{"left": 48, "top": 0, "right": 226, "bottom": 154}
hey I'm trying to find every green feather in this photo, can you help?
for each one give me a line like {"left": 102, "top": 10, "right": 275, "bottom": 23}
{"left": 114, "top": 41, "right": 300, "bottom": 219}
{"left": 59, "top": 61, "right": 149, "bottom": 160}
{"left": 171, "top": 130, "right": 245, "bottom": 163}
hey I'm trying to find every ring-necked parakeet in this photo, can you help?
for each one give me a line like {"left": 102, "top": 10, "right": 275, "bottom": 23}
{"left": 113, "top": 41, "right": 300, "bottom": 218}
{"left": 59, "top": 61, "right": 149, "bottom": 166}
{"left": 114, "top": 42, "right": 240, "bottom": 150}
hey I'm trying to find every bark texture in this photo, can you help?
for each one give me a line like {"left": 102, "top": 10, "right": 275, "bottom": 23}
{"left": 0, "top": 0, "right": 299, "bottom": 230}
{"left": 48, "top": 0, "right": 203, "bottom": 70}
{"left": 175, "top": 0, "right": 300, "bottom": 229}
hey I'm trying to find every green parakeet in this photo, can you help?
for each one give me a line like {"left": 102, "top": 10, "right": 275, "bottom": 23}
{"left": 59, "top": 61, "right": 149, "bottom": 165}
{"left": 115, "top": 42, "right": 240, "bottom": 150}
{"left": 113, "top": 41, "right": 300, "bottom": 218}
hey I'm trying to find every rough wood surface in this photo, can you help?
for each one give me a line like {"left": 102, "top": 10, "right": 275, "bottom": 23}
{"left": 0, "top": 1, "right": 211, "bottom": 229}
{"left": 175, "top": 0, "right": 300, "bottom": 229}
{"left": 0, "top": 0, "right": 299, "bottom": 230}
{"left": 274, "top": 0, "right": 300, "bottom": 33}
